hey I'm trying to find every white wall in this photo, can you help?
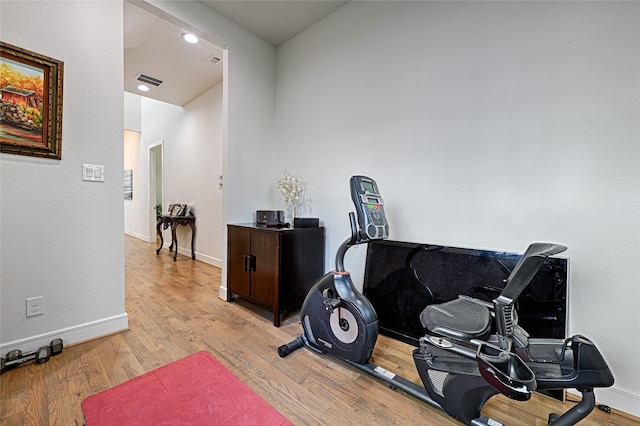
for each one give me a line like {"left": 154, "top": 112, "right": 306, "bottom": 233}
{"left": 124, "top": 91, "right": 141, "bottom": 132}
{"left": 125, "top": 84, "right": 224, "bottom": 266}
{"left": 173, "top": 84, "right": 224, "bottom": 264}
{"left": 0, "top": 1, "right": 127, "bottom": 352}
{"left": 274, "top": 1, "right": 639, "bottom": 416}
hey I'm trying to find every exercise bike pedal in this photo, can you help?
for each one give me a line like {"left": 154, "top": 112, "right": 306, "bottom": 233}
{"left": 278, "top": 336, "right": 305, "bottom": 358}
{"left": 597, "top": 404, "right": 611, "bottom": 414}
{"left": 320, "top": 288, "right": 344, "bottom": 313}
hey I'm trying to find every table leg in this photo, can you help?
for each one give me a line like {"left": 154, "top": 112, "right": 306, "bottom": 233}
{"left": 172, "top": 224, "right": 178, "bottom": 261}
{"left": 155, "top": 219, "right": 164, "bottom": 254}
{"left": 190, "top": 221, "right": 196, "bottom": 259}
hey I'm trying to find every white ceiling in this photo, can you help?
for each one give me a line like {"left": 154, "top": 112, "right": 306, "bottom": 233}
{"left": 124, "top": 1, "right": 348, "bottom": 106}
{"left": 200, "top": 1, "right": 349, "bottom": 46}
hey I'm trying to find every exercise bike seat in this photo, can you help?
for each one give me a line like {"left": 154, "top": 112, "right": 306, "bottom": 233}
{"left": 420, "top": 297, "right": 492, "bottom": 341}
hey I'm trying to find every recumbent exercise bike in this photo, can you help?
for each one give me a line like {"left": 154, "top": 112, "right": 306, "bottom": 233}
{"left": 278, "top": 175, "right": 614, "bottom": 425}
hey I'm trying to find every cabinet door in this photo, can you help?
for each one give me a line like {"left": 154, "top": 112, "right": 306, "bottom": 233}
{"left": 250, "top": 230, "right": 279, "bottom": 306}
{"left": 227, "top": 226, "right": 251, "bottom": 299}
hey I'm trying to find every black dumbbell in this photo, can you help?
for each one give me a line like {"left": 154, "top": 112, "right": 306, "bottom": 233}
{"left": 5, "top": 349, "right": 22, "bottom": 362}
{"left": 50, "top": 338, "right": 63, "bottom": 355}
{"left": 0, "top": 338, "right": 63, "bottom": 375}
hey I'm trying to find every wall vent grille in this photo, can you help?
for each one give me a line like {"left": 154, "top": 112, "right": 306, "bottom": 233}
{"left": 205, "top": 55, "right": 221, "bottom": 65}
{"left": 136, "top": 73, "right": 163, "bottom": 87}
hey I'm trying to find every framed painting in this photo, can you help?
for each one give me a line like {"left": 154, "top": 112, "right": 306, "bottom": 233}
{"left": 0, "top": 42, "right": 64, "bottom": 159}
{"left": 124, "top": 169, "right": 133, "bottom": 200}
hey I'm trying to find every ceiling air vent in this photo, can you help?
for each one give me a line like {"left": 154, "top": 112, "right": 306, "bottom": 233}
{"left": 205, "top": 55, "right": 221, "bottom": 65}
{"left": 136, "top": 73, "right": 163, "bottom": 87}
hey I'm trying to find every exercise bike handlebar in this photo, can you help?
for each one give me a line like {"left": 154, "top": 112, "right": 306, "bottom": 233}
{"left": 335, "top": 212, "right": 359, "bottom": 273}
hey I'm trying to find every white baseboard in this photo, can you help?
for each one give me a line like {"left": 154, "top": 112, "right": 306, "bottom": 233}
{"left": 177, "top": 248, "right": 221, "bottom": 268}
{"left": 588, "top": 386, "right": 640, "bottom": 420}
{"left": 0, "top": 313, "right": 129, "bottom": 357}
{"left": 125, "top": 229, "right": 149, "bottom": 242}
{"left": 218, "top": 285, "right": 228, "bottom": 300}
{"left": 143, "top": 236, "right": 222, "bottom": 268}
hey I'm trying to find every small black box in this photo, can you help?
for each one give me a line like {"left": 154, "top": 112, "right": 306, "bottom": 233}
{"left": 256, "top": 210, "right": 284, "bottom": 226}
{"left": 294, "top": 217, "right": 319, "bottom": 228}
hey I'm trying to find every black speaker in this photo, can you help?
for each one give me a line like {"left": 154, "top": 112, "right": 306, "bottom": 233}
{"left": 256, "top": 210, "right": 284, "bottom": 226}
{"left": 293, "top": 217, "right": 319, "bottom": 228}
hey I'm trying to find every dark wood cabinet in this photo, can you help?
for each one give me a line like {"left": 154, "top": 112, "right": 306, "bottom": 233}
{"left": 226, "top": 224, "right": 325, "bottom": 326}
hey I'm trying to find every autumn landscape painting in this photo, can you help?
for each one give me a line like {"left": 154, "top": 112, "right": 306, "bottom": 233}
{"left": 0, "top": 42, "right": 63, "bottom": 159}
{"left": 0, "top": 57, "right": 46, "bottom": 145}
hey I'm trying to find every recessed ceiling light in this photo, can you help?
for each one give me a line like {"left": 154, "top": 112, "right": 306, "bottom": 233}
{"left": 182, "top": 33, "right": 198, "bottom": 44}
{"left": 137, "top": 84, "right": 150, "bottom": 92}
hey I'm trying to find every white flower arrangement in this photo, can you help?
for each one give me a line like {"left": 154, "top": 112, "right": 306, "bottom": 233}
{"left": 277, "top": 170, "right": 304, "bottom": 207}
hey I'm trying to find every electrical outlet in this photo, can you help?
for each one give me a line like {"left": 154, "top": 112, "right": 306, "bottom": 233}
{"left": 26, "top": 296, "right": 44, "bottom": 317}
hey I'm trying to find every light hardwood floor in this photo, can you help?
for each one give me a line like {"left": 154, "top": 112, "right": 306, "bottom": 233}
{"left": 0, "top": 236, "right": 636, "bottom": 425}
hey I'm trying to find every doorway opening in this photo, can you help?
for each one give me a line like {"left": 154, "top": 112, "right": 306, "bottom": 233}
{"left": 149, "top": 141, "right": 163, "bottom": 243}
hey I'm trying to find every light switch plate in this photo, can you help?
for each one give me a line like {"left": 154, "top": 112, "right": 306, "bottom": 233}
{"left": 82, "top": 163, "right": 104, "bottom": 182}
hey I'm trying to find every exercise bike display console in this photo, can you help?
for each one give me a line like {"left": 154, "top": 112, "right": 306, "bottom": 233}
{"left": 350, "top": 176, "right": 388, "bottom": 240}
{"left": 279, "top": 175, "right": 614, "bottom": 426}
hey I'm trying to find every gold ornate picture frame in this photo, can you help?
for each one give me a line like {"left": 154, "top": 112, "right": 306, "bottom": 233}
{"left": 1, "top": 42, "right": 64, "bottom": 159}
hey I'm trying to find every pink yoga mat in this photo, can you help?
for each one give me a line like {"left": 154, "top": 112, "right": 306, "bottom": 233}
{"left": 82, "top": 350, "right": 293, "bottom": 425}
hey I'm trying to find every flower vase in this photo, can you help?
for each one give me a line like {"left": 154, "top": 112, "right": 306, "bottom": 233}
{"left": 285, "top": 204, "right": 295, "bottom": 226}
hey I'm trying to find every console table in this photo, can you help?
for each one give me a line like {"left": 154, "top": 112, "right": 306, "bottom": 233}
{"left": 156, "top": 215, "right": 196, "bottom": 261}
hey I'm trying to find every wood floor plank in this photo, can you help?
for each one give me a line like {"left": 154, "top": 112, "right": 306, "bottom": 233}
{"left": 0, "top": 235, "right": 637, "bottom": 425}
{"left": 0, "top": 365, "right": 25, "bottom": 423}
{"left": 0, "top": 412, "right": 23, "bottom": 426}
{"left": 21, "top": 364, "right": 48, "bottom": 426}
